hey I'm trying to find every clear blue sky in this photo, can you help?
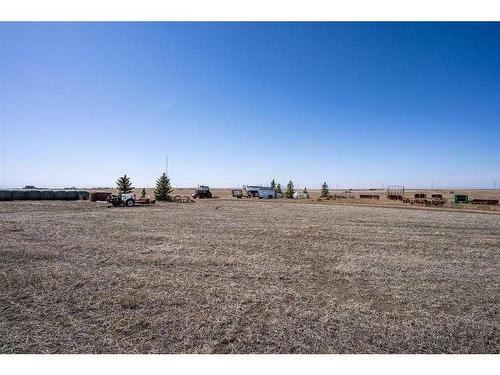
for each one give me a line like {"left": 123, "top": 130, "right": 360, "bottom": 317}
{"left": 1, "top": 22, "right": 499, "bottom": 189}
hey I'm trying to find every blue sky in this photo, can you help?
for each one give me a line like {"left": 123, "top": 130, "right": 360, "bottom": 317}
{"left": 1, "top": 22, "right": 499, "bottom": 189}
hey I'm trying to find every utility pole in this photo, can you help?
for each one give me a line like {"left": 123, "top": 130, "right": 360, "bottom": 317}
{"left": 165, "top": 152, "right": 168, "bottom": 176}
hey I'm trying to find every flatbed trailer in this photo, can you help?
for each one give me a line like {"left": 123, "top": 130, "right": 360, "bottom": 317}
{"left": 470, "top": 199, "right": 499, "bottom": 205}
{"left": 135, "top": 197, "right": 155, "bottom": 205}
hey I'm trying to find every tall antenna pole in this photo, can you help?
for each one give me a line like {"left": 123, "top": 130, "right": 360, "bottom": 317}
{"left": 165, "top": 152, "right": 168, "bottom": 176}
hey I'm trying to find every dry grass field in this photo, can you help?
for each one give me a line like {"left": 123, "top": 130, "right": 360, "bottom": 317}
{"left": 1, "top": 199, "right": 499, "bottom": 353}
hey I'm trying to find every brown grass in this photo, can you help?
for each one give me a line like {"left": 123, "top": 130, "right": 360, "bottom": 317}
{"left": 0, "top": 199, "right": 499, "bottom": 353}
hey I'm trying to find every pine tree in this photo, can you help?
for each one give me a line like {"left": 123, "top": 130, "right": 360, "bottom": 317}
{"left": 270, "top": 179, "right": 276, "bottom": 191}
{"left": 275, "top": 183, "right": 283, "bottom": 194}
{"left": 285, "top": 180, "right": 295, "bottom": 199}
{"left": 321, "top": 182, "right": 329, "bottom": 198}
{"left": 141, "top": 188, "right": 147, "bottom": 198}
{"left": 116, "top": 174, "right": 133, "bottom": 194}
{"left": 154, "top": 173, "right": 173, "bottom": 201}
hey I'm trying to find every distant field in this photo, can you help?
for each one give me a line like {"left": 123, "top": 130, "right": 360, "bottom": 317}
{"left": 1, "top": 199, "right": 499, "bottom": 353}
{"left": 91, "top": 187, "right": 500, "bottom": 213}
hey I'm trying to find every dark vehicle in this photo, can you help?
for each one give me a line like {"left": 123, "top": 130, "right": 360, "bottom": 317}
{"left": 192, "top": 185, "right": 213, "bottom": 199}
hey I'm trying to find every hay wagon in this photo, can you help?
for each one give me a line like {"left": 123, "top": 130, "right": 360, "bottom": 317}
{"left": 387, "top": 185, "right": 405, "bottom": 200}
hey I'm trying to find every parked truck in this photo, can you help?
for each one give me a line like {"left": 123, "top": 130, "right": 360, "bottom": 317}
{"left": 107, "top": 193, "right": 155, "bottom": 207}
{"left": 108, "top": 193, "right": 136, "bottom": 207}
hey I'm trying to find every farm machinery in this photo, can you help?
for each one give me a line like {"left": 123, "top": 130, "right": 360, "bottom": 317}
{"left": 192, "top": 185, "right": 213, "bottom": 199}
{"left": 402, "top": 194, "right": 446, "bottom": 206}
{"left": 107, "top": 193, "right": 155, "bottom": 207}
{"left": 387, "top": 185, "right": 447, "bottom": 206}
{"left": 231, "top": 188, "right": 243, "bottom": 198}
{"left": 173, "top": 195, "right": 195, "bottom": 203}
{"left": 387, "top": 185, "right": 405, "bottom": 200}
{"left": 452, "top": 194, "right": 498, "bottom": 205}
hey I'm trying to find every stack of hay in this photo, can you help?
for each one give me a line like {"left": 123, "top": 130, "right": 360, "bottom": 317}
{"left": 0, "top": 189, "right": 90, "bottom": 201}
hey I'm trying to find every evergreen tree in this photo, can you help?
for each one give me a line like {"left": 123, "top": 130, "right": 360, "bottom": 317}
{"left": 275, "top": 183, "right": 283, "bottom": 194}
{"left": 320, "top": 182, "right": 330, "bottom": 198}
{"left": 141, "top": 188, "right": 147, "bottom": 198}
{"left": 154, "top": 173, "right": 173, "bottom": 201}
{"left": 116, "top": 174, "right": 133, "bottom": 194}
{"left": 270, "top": 179, "right": 276, "bottom": 191}
{"left": 285, "top": 180, "right": 295, "bottom": 199}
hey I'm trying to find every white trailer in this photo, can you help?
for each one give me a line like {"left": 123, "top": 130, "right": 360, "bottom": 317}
{"left": 243, "top": 185, "right": 277, "bottom": 199}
